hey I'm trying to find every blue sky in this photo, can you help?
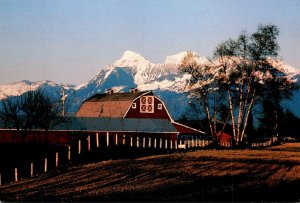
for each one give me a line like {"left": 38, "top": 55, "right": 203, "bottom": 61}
{"left": 1, "top": 0, "right": 300, "bottom": 85}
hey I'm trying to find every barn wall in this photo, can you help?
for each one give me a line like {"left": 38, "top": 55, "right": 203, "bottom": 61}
{"left": 0, "top": 130, "right": 74, "bottom": 145}
{"left": 0, "top": 130, "right": 178, "bottom": 145}
{"left": 125, "top": 96, "right": 171, "bottom": 120}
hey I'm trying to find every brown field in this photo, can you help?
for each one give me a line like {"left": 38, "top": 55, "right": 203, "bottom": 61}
{"left": 1, "top": 143, "right": 300, "bottom": 202}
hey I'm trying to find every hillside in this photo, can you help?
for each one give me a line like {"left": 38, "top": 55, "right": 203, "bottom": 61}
{"left": 1, "top": 143, "right": 300, "bottom": 202}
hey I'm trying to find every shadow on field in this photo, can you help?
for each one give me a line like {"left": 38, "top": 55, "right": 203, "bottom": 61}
{"left": 1, "top": 144, "right": 300, "bottom": 202}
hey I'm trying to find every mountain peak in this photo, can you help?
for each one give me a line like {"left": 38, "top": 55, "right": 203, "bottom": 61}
{"left": 165, "top": 51, "right": 208, "bottom": 65}
{"left": 164, "top": 51, "right": 190, "bottom": 65}
{"left": 114, "top": 50, "right": 150, "bottom": 67}
{"left": 121, "top": 50, "right": 145, "bottom": 60}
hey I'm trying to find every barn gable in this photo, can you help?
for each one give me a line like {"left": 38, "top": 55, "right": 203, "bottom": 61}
{"left": 124, "top": 93, "right": 172, "bottom": 120}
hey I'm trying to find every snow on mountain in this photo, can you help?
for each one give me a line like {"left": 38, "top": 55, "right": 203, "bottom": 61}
{"left": 0, "top": 80, "right": 68, "bottom": 100}
{"left": 1, "top": 50, "right": 299, "bottom": 119}
{"left": 68, "top": 50, "right": 198, "bottom": 117}
{"left": 69, "top": 51, "right": 300, "bottom": 118}
{"left": 165, "top": 51, "right": 208, "bottom": 65}
{"left": 267, "top": 58, "right": 300, "bottom": 75}
{"left": 113, "top": 50, "right": 183, "bottom": 86}
{"left": 114, "top": 50, "right": 151, "bottom": 68}
{"left": 165, "top": 51, "right": 191, "bottom": 65}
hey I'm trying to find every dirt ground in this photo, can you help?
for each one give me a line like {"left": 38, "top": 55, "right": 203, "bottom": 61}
{"left": 1, "top": 143, "right": 300, "bottom": 202}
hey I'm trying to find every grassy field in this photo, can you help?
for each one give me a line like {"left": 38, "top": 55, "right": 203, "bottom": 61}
{"left": 1, "top": 143, "right": 300, "bottom": 202}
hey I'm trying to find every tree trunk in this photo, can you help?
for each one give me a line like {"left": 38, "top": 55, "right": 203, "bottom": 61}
{"left": 240, "top": 96, "right": 255, "bottom": 142}
{"left": 228, "top": 90, "right": 237, "bottom": 144}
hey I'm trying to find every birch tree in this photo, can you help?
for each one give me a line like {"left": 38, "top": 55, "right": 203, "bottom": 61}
{"left": 180, "top": 52, "right": 230, "bottom": 142}
{"left": 216, "top": 24, "right": 295, "bottom": 144}
{"left": 181, "top": 24, "right": 295, "bottom": 145}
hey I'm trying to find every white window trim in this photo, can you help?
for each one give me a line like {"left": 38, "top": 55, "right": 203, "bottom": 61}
{"left": 158, "top": 103, "right": 162, "bottom": 110}
{"left": 140, "top": 96, "right": 154, "bottom": 113}
{"left": 132, "top": 103, "right": 136, "bottom": 109}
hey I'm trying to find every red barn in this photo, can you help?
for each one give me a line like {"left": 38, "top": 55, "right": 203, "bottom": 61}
{"left": 76, "top": 89, "right": 205, "bottom": 137}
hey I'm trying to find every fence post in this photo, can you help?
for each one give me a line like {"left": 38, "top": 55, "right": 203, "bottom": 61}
{"left": 165, "top": 139, "right": 168, "bottom": 149}
{"left": 96, "top": 133, "right": 99, "bottom": 148}
{"left": 78, "top": 140, "right": 81, "bottom": 155}
{"left": 68, "top": 145, "right": 71, "bottom": 161}
{"left": 87, "top": 135, "right": 91, "bottom": 151}
{"left": 170, "top": 140, "right": 173, "bottom": 149}
{"left": 115, "top": 134, "right": 118, "bottom": 146}
{"left": 130, "top": 137, "right": 133, "bottom": 147}
{"left": 123, "top": 135, "right": 126, "bottom": 145}
{"left": 154, "top": 139, "right": 157, "bottom": 148}
{"left": 137, "top": 137, "right": 139, "bottom": 148}
{"left": 56, "top": 152, "right": 59, "bottom": 168}
{"left": 106, "top": 132, "right": 109, "bottom": 147}
{"left": 160, "top": 138, "right": 162, "bottom": 149}
{"left": 31, "top": 162, "right": 34, "bottom": 177}
{"left": 148, "top": 138, "right": 151, "bottom": 148}
{"left": 192, "top": 139, "right": 194, "bottom": 147}
{"left": 175, "top": 140, "right": 178, "bottom": 149}
{"left": 15, "top": 168, "right": 18, "bottom": 182}
{"left": 143, "top": 137, "right": 146, "bottom": 148}
{"left": 44, "top": 158, "right": 48, "bottom": 173}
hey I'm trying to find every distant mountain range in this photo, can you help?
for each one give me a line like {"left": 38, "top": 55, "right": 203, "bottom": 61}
{"left": 1, "top": 50, "right": 300, "bottom": 119}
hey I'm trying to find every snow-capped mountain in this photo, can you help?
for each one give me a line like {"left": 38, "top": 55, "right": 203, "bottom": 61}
{"left": 0, "top": 80, "right": 75, "bottom": 100}
{"left": 71, "top": 50, "right": 198, "bottom": 117}
{"left": 63, "top": 50, "right": 300, "bottom": 118}
{"left": 0, "top": 50, "right": 299, "bottom": 119}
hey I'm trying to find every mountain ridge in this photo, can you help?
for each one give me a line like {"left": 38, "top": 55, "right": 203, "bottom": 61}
{"left": 1, "top": 50, "right": 299, "bottom": 119}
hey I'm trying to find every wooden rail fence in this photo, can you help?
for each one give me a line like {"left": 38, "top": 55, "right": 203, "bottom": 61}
{"left": 0, "top": 133, "right": 213, "bottom": 186}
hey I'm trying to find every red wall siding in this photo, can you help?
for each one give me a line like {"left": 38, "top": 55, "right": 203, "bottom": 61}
{"left": 125, "top": 96, "right": 171, "bottom": 120}
{"left": 0, "top": 131, "right": 74, "bottom": 145}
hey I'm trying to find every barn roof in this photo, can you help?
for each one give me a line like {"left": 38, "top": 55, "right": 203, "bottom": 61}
{"left": 172, "top": 121, "right": 206, "bottom": 135}
{"left": 76, "top": 91, "right": 152, "bottom": 118}
{"left": 54, "top": 117, "right": 178, "bottom": 133}
{"left": 86, "top": 91, "right": 151, "bottom": 102}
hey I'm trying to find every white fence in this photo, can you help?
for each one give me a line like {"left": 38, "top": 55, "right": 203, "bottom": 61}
{"left": 251, "top": 136, "right": 278, "bottom": 148}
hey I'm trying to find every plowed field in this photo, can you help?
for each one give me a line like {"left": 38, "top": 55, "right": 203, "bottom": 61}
{"left": 1, "top": 143, "right": 300, "bottom": 202}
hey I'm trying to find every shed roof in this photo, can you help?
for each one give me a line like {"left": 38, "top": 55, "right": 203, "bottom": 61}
{"left": 76, "top": 91, "right": 152, "bottom": 118}
{"left": 54, "top": 117, "right": 178, "bottom": 133}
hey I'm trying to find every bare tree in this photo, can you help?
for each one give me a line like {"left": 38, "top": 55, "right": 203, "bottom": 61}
{"left": 33, "top": 90, "right": 65, "bottom": 143}
{"left": 0, "top": 89, "right": 65, "bottom": 143}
